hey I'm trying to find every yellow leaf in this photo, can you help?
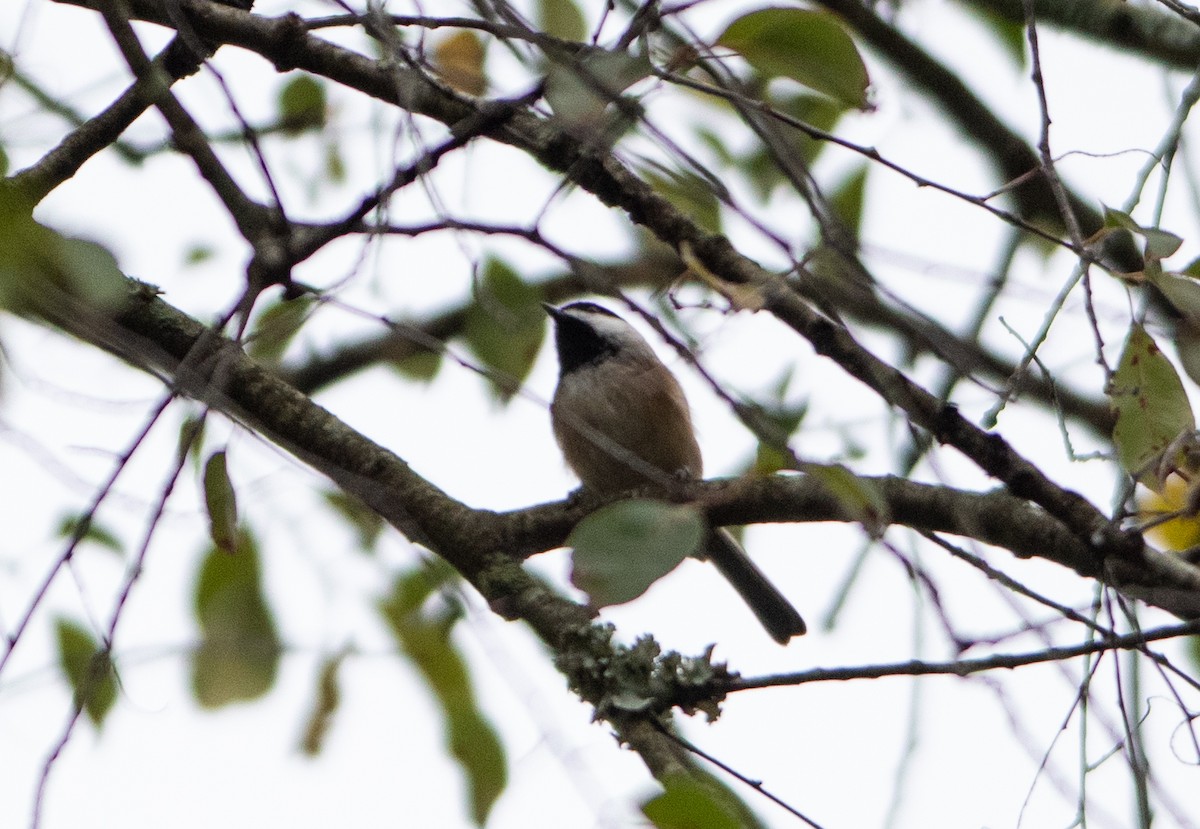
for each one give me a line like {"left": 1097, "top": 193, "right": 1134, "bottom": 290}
{"left": 1138, "top": 476, "right": 1200, "bottom": 552}
{"left": 433, "top": 31, "right": 487, "bottom": 96}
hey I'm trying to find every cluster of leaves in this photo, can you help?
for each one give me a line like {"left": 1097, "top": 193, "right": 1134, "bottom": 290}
{"left": 54, "top": 618, "right": 116, "bottom": 727}
{"left": 1098, "top": 209, "right": 1200, "bottom": 545}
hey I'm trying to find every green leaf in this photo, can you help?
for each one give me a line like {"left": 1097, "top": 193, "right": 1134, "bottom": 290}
{"left": 277, "top": 74, "right": 327, "bottom": 133}
{"left": 1150, "top": 272, "right": 1200, "bottom": 326}
{"left": 803, "top": 462, "right": 889, "bottom": 537}
{"left": 1101, "top": 205, "right": 1139, "bottom": 232}
{"left": 177, "top": 413, "right": 207, "bottom": 470}
{"left": 203, "top": 450, "right": 239, "bottom": 552}
{"left": 569, "top": 499, "right": 705, "bottom": 607}
{"left": 830, "top": 164, "right": 868, "bottom": 239}
{"left": 299, "top": 649, "right": 348, "bottom": 756}
{"left": 643, "top": 163, "right": 723, "bottom": 234}
{"left": 750, "top": 440, "right": 785, "bottom": 475}
{"left": 0, "top": 192, "right": 129, "bottom": 321}
{"left": 322, "top": 489, "right": 385, "bottom": 551}
{"left": 544, "top": 47, "right": 651, "bottom": 138}
{"left": 1151, "top": 276, "right": 1200, "bottom": 391}
{"left": 191, "top": 531, "right": 281, "bottom": 708}
{"left": 1108, "top": 324, "right": 1196, "bottom": 492}
{"left": 802, "top": 243, "right": 861, "bottom": 295}
{"left": 717, "top": 7, "right": 870, "bottom": 110}
{"left": 773, "top": 91, "right": 849, "bottom": 152}
{"left": 56, "top": 512, "right": 123, "bottom": 555}
{"left": 390, "top": 348, "right": 442, "bottom": 383}
{"left": 57, "top": 237, "right": 129, "bottom": 301}
{"left": 446, "top": 706, "right": 506, "bottom": 825}
{"left": 642, "top": 774, "right": 766, "bottom": 829}
{"left": 183, "top": 243, "right": 215, "bottom": 266}
{"left": 1173, "top": 319, "right": 1200, "bottom": 389}
{"left": 751, "top": 401, "right": 808, "bottom": 475}
{"left": 1102, "top": 205, "right": 1183, "bottom": 261}
{"left": 462, "top": 258, "right": 545, "bottom": 402}
{"left": 537, "top": 0, "right": 587, "bottom": 41}
{"left": 642, "top": 784, "right": 740, "bottom": 829}
{"left": 754, "top": 442, "right": 795, "bottom": 476}
{"left": 55, "top": 617, "right": 117, "bottom": 727}
{"left": 247, "top": 294, "right": 314, "bottom": 364}
{"left": 379, "top": 570, "right": 506, "bottom": 826}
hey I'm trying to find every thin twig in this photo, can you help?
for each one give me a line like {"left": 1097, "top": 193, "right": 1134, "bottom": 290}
{"left": 651, "top": 720, "right": 828, "bottom": 829}
{"left": 726, "top": 620, "right": 1200, "bottom": 692}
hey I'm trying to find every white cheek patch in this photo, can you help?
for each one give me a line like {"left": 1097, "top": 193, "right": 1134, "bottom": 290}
{"left": 566, "top": 310, "right": 660, "bottom": 362}
{"left": 572, "top": 310, "right": 633, "bottom": 339}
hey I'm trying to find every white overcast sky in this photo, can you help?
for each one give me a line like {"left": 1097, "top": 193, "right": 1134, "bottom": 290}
{"left": 2, "top": 1, "right": 1199, "bottom": 828}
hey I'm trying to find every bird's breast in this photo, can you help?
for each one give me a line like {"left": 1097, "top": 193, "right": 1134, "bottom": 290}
{"left": 551, "top": 357, "right": 703, "bottom": 493}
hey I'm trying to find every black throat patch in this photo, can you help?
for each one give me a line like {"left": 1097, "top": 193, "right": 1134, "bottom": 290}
{"left": 551, "top": 305, "right": 619, "bottom": 375}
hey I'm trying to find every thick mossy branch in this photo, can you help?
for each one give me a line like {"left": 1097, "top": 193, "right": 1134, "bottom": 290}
{"left": 31, "top": 277, "right": 1200, "bottom": 789}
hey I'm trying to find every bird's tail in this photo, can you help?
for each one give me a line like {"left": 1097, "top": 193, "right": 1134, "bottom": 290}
{"left": 704, "top": 529, "right": 806, "bottom": 644}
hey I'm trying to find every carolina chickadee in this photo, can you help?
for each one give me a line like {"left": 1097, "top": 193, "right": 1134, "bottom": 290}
{"left": 544, "top": 301, "right": 806, "bottom": 644}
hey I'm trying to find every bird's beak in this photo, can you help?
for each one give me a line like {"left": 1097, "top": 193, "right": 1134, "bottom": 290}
{"left": 542, "top": 302, "right": 564, "bottom": 321}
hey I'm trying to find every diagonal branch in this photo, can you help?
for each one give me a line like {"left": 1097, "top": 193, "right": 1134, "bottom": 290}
{"left": 97, "top": 3, "right": 276, "bottom": 247}
{"left": 42, "top": 278, "right": 710, "bottom": 782}
{"left": 7, "top": 36, "right": 212, "bottom": 204}
{"left": 961, "top": 0, "right": 1200, "bottom": 71}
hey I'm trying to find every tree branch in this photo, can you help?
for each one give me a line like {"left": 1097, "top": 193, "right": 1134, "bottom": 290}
{"left": 41, "top": 278, "right": 725, "bottom": 782}
{"left": 725, "top": 618, "right": 1200, "bottom": 691}
{"left": 23, "top": 1, "right": 1200, "bottom": 817}
{"left": 26, "top": 275, "right": 1200, "bottom": 787}
{"left": 6, "top": 36, "right": 211, "bottom": 204}
{"left": 45, "top": 0, "right": 1146, "bottom": 571}
{"left": 961, "top": 0, "right": 1200, "bottom": 71}
{"left": 48, "top": 277, "right": 1193, "bottom": 622}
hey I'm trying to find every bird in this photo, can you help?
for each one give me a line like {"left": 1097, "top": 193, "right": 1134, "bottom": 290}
{"left": 544, "top": 300, "right": 806, "bottom": 644}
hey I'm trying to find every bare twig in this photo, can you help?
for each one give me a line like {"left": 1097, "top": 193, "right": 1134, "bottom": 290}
{"left": 725, "top": 620, "right": 1200, "bottom": 692}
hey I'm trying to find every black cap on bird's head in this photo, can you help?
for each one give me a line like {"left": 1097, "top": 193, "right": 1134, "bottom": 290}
{"left": 543, "top": 301, "right": 630, "bottom": 375}
{"left": 543, "top": 301, "right": 620, "bottom": 321}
